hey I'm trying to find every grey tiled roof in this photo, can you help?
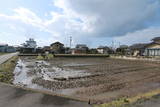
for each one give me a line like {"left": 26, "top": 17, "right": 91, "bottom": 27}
{"left": 152, "top": 37, "right": 160, "bottom": 41}
{"left": 129, "top": 43, "right": 148, "bottom": 50}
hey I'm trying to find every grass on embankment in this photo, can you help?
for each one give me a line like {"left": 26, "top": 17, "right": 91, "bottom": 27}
{"left": 94, "top": 89, "right": 160, "bottom": 107}
{"left": 0, "top": 53, "right": 7, "bottom": 56}
{"left": 0, "top": 56, "right": 18, "bottom": 84}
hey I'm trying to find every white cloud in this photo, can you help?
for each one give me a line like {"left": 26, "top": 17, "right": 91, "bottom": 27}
{"left": 114, "top": 27, "right": 160, "bottom": 45}
{"left": 0, "top": 0, "right": 160, "bottom": 46}
{"left": 53, "top": 0, "right": 160, "bottom": 37}
{"left": 0, "top": 32, "right": 27, "bottom": 45}
{"left": 0, "top": 7, "right": 44, "bottom": 30}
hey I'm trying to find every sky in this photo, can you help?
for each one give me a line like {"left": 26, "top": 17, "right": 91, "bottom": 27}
{"left": 0, "top": 0, "right": 160, "bottom": 48}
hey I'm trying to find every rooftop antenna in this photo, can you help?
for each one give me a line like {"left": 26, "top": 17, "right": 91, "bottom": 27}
{"left": 70, "top": 36, "right": 72, "bottom": 48}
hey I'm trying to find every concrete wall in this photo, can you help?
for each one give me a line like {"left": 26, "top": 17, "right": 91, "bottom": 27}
{"left": 144, "top": 44, "right": 160, "bottom": 56}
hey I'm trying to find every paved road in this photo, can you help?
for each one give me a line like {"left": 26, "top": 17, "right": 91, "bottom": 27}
{"left": 0, "top": 53, "right": 18, "bottom": 64}
{"left": 0, "top": 83, "right": 91, "bottom": 107}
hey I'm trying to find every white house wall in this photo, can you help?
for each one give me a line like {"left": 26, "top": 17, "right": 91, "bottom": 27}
{"left": 144, "top": 44, "right": 160, "bottom": 56}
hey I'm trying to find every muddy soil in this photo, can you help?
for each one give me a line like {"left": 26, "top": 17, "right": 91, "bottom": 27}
{"left": 13, "top": 57, "right": 160, "bottom": 104}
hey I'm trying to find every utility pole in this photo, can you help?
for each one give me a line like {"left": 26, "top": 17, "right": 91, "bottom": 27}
{"left": 119, "top": 42, "right": 121, "bottom": 48}
{"left": 112, "top": 40, "right": 114, "bottom": 50}
{"left": 70, "top": 36, "right": 72, "bottom": 48}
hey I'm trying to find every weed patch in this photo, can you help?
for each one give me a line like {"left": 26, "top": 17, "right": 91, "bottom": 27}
{"left": 0, "top": 56, "right": 18, "bottom": 83}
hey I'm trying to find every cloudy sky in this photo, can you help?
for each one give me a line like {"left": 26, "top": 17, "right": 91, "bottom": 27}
{"left": 0, "top": 0, "right": 160, "bottom": 48}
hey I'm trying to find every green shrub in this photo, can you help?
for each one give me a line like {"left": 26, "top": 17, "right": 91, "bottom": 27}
{"left": 36, "top": 55, "right": 44, "bottom": 60}
{"left": 45, "top": 54, "right": 54, "bottom": 60}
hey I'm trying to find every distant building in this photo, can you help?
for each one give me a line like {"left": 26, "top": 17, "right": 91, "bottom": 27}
{"left": 71, "top": 44, "right": 88, "bottom": 54}
{"left": 88, "top": 48, "right": 98, "bottom": 54}
{"left": 0, "top": 44, "right": 16, "bottom": 53}
{"left": 20, "top": 38, "right": 37, "bottom": 53}
{"left": 36, "top": 47, "right": 43, "bottom": 53}
{"left": 152, "top": 37, "right": 160, "bottom": 43}
{"left": 76, "top": 44, "right": 88, "bottom": 49}
{"left": 50, "top": 42, "right": 65, "bottom": 54}
{"left": 116, "top": 45, "right": 129, "bottom": 55}
{"left": 144, "top": 37, "right": 160, "bottom": 56}
{"left": 43, "top": 46, "right": 51, "bottom": 53}
{"left": 97, "top": 46, "right": 112, "bottom": 54}
{"left": 0, "top": 44, "right": 8, "bottom": 52}
{"left": 23, "top": 38, "right": 37, "bottom": 48}
{"left": 14, "top": 45, "right": 21, "bottom": 52}
{"left": 64, "top": 47, "right": 71, "bottom": 54}
{"left": 129, "top": 43, "right": 147, "bottom": 56}
{"left": 129, "top": 37, "right": 160, "bottom": 56}
{"left": 6, "top": 46, "right": 16, "bottom": 53}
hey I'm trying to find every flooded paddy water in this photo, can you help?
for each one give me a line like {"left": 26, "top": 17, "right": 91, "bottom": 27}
{"left": 13, "top": 57, "right": 95, "bottom": 95}
{"left": 13, "top": 56, "right": 160, "bottom": 104}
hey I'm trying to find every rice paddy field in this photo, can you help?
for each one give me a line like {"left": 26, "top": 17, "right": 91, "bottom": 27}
{"left": 13, "top": 56, "right": 160, "bottom": 104}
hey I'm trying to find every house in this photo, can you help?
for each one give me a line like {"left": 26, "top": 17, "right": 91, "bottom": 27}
{"left": 50, "top": 42, "right": 65, "bottom": 54}
{"left": 0, "top": 44, "right": 8, "bottom": 52}
{"left": 116, "top": 45, "right": 129, "bottom": 55}
{"left": 64, "top": 47, "right": 71, "bottom": 54}
{"left": 14, "top": 45, "right": 21, "bottom": 52}
{"left": 22, "top": 38, "right": 37, "bottom": 48}
{"left": 6, "top": 46, "right": 16, "bottom": 53}
{"left": 72, "top": 44, "right": 88, "bottom": 54}
{"left": 0, "top": 44, "right": 16, "bottom": 53}
{"left": 97, "top": 46, "right": 112, "bottom": 54}
{"left": 20, "top": 38, "right": 37, "bottom": 53}
{"left": 144, "top": 37, "right": 160, "bottom": 56}
{"left": 88, "top": 48, "right": 98, "bottom": 54}
{"left": 43, "top": 46, "right": 51, "bottom": 53}
{"left": 36, "top": 47, "right": 43, "bottom": 53}
{"left": 129, "top": 43, "right": 147, "bottom": 56}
